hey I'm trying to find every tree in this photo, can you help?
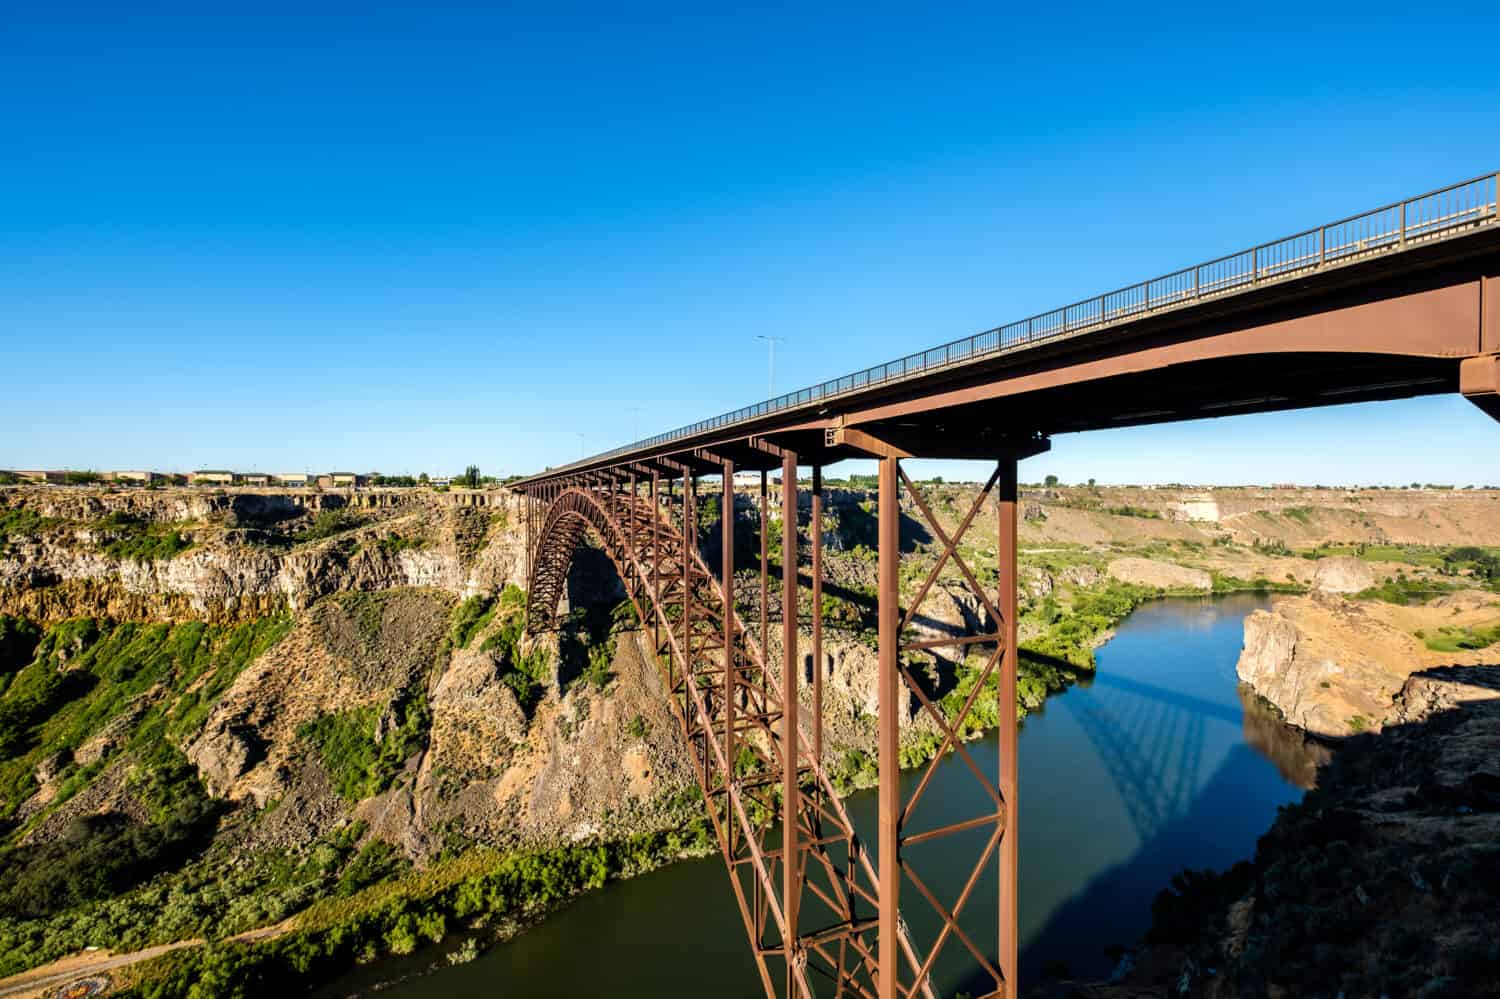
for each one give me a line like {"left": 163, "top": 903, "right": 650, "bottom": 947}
{"left": 1088, "top": 478, "right": 1097, "bottom": 488}
{"left": 461, "top": 466, "right": 481, "bottom": 489}
{"left": 1044, "top": 474, "right": 1059, "bottom": 488}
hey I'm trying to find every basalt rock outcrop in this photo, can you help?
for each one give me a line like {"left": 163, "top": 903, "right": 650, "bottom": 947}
{"left": 1236, "top": 591, "right": 1500, "bottom": 738}
{"left": 0, "top": 488, "right": 527, "bottom": 625}
{"left": 1310, "top": 554, "right": 1376, "bottom": 594}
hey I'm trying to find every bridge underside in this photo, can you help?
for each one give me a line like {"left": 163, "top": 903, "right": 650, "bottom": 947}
{"left": 517, "top": 203, "right": 1500, "bottom": 998}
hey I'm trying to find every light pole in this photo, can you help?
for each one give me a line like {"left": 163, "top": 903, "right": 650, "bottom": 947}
{"left": 755, "top": 335, "right": 786, "bottom": 399}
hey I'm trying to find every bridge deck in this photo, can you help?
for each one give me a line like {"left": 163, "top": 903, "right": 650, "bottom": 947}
{"left": 520, "top": 171, "right": 1500, "bottom": 483}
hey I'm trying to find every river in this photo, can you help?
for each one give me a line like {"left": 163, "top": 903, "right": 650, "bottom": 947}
{"left": 336, "top": 593, "right": 1318, "bottom": 996}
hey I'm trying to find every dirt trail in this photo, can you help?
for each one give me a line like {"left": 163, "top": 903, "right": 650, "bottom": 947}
{"left": 0, "top": 922, "right": 290, "bottom": 999}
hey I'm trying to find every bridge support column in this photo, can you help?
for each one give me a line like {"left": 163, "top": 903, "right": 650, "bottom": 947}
{"left": 722, "top": 458, "right": 736, "bottom": 864}
{"left": 877, "top": 454, "right": 901, "bottom": 999}
{"left": 781, "top": 449, "right": 801, "bottom": 991}
{"left": 998, "top": 455, "right": 1020, "bottom": 991}
{"left": 811, "top": 464, "right": 823, "bottom": 767}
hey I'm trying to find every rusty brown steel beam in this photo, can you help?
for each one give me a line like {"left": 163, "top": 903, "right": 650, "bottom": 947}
{"left": 721, "top": 456, "right": 737, "bottom": 866}
{"left": 781, "top": 447, "right": 801, "bottom": 992}
{"left": 998, "top": 455, "right": 1020, "bottom": 992}
{"left": 1462, "top": 353, "right": 1500, "bottom": 422}
{"left": 811, "top": 463, "right": 824, "bottom": 767}
{"left": 527, "top": 479, "right": 935, "bottom": 998}
{"left": 876, "top": 454, "right": 900, "bottom": 999}
{"left": 760, "top": 468, "right": 769, "bottom": 694}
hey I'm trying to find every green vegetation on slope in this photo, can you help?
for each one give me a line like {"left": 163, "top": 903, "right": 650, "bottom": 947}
{"left": 477, "top": 586, "right": 553, "bottom": 711}
{"left": 116, "top": 816, "right": 716, "bottom": 999}
{"left": 297, "top": 691, "right": 430, "bottom": 803}
{"left": 1420, "top": 622, "right": 1500, "bottom": 653}
{"left": 0, "top": 616, "right": 292, "bottom": 944}
{"left": 96, "top": 512, "right": 194, "bottom": 561}
{"left": 295, "top": 509, "right": 367, "bottom": 544}
{"left": 0, "top": 616, "right": 291, "bottom": 822}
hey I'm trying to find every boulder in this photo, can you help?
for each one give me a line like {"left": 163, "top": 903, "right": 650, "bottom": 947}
{"left": 430, "top": 647, "right": 529, "bottom": 745}
{"left": 1311, "top": 556, "right": 1376, "bottom": 594}
{"left": 188, "top": 721, "right": 266, "bottom": 797}
{"left": 906, "top": 581, "right": 993, "bottom": 646}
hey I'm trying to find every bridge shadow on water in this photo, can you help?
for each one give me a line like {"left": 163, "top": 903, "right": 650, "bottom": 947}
{"left": 1006, "top": 668, "right": 1322, "bottom": 987}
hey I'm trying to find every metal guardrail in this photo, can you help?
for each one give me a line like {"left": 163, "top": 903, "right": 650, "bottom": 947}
{"left": 552, "top": 172, "right": 1500, "bottom": 475}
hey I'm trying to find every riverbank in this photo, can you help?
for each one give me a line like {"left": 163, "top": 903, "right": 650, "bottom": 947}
{"left": 1077, "top": 663, "right": 1500, "bottom": 998}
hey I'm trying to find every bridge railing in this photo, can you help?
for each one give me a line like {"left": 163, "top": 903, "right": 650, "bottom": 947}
{"left": 563, "top": 172, "right": 1499, "bottom": 474}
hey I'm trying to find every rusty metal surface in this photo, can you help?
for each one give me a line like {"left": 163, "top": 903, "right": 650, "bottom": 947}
{"left": 524, "top": 476, "right": 938, "bottom": 997}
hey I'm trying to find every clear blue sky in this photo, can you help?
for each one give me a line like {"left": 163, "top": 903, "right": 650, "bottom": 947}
{"left": 5, "top": 2, "right": 1500, "bottom": 485}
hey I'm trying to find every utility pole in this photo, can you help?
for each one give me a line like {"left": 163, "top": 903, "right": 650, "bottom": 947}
{"left": 755, "top": 335, "right": 786, "bottom": 399}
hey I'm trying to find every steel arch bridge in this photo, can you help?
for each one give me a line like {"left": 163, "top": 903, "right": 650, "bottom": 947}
{"left": 516, "top": 171, "right": 1500, "bottom": 998}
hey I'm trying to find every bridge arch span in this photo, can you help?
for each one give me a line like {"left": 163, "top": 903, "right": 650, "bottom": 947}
{"left": 524, "top": 486, "right": 649, "bottom": 635}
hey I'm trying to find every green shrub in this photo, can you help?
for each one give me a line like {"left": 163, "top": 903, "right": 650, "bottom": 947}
{"left": 1356, "top": 577, "right": 1458, "bottom": 605}
{"left": 297, "top": 688, "right": 428, "bottom": 802}
{"left": 295, "top": 510, "right": 366, "bottom": 544}
{"left": 449, "top": 595, "right": 495, "bottom": 649}
{"left": 1422, "top": 623, "right": 1500, "bottom": 653}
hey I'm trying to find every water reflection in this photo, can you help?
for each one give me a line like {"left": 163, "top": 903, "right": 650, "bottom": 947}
{"left": 1017, "top": 595, "right": 1326, "bottom": 981}
{"left": 1238, "top": 685, "right": 1331, "bottom": 789}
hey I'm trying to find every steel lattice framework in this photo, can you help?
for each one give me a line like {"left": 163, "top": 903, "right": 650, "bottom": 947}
{"left": 521, "top": 432, "right": 1040, "bottom": 998}
{"left": 515, "top": 169, "right": 1500, "bottom": 997}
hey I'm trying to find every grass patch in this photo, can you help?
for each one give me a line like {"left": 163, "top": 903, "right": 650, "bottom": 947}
{"left": 478, "top": 587, "right": 553, "bottom": 712}
{"left": 0, "top": 616, "right": 292, "bottom": 820}
{"left": 1102, "top": 504, "right": 1162, "bottom": 519}
{"left": 1422, "top": 622, "right": 1500, "bottom": 653}
{"left": 0, "top": 508, "right": 64, "bottom": 549}
{"left": 377, "top": 533, "right": 427, "bottom": 555}
{"left": 297, "top": 687, "right": 429, "bottom": 802}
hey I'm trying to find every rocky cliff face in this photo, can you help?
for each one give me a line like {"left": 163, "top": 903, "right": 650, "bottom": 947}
{"left": 0, "top": 486, "right": 703, "bottom": 873}
{"left": 0, "top": 487, "right": 527, "bottom": 625}
{"left": 1236, "top": 591, "right": 1500, "bottom": 738}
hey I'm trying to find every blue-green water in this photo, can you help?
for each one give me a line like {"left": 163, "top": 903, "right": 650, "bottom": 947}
{"left": 343, "top": 593, "right": 1315, "bottom": 996}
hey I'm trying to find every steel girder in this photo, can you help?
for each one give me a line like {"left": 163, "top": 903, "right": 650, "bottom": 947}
{"left": 522, "top": 455, "right": 1024, "bottom": 998}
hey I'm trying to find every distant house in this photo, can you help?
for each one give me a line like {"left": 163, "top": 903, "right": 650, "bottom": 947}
{"left": 14, "top": 470, "right": 66, "bottom": 484}
{"left": 190, "top": 470, "right": 236, "bottom": 486}
{"left": 242, "top": 474, "right": 271, "bottom": 487}
{"left": 276, "top": 473, "right": 309, "bottom": 488}
{"left": 108, "top": 470, "right": 162, "bottom": 485}
{"left": 430, "top": 477, "right": 452, "bottom": 488}
{"left": 328, "top": 472, "right": 365, "bottom": 488}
